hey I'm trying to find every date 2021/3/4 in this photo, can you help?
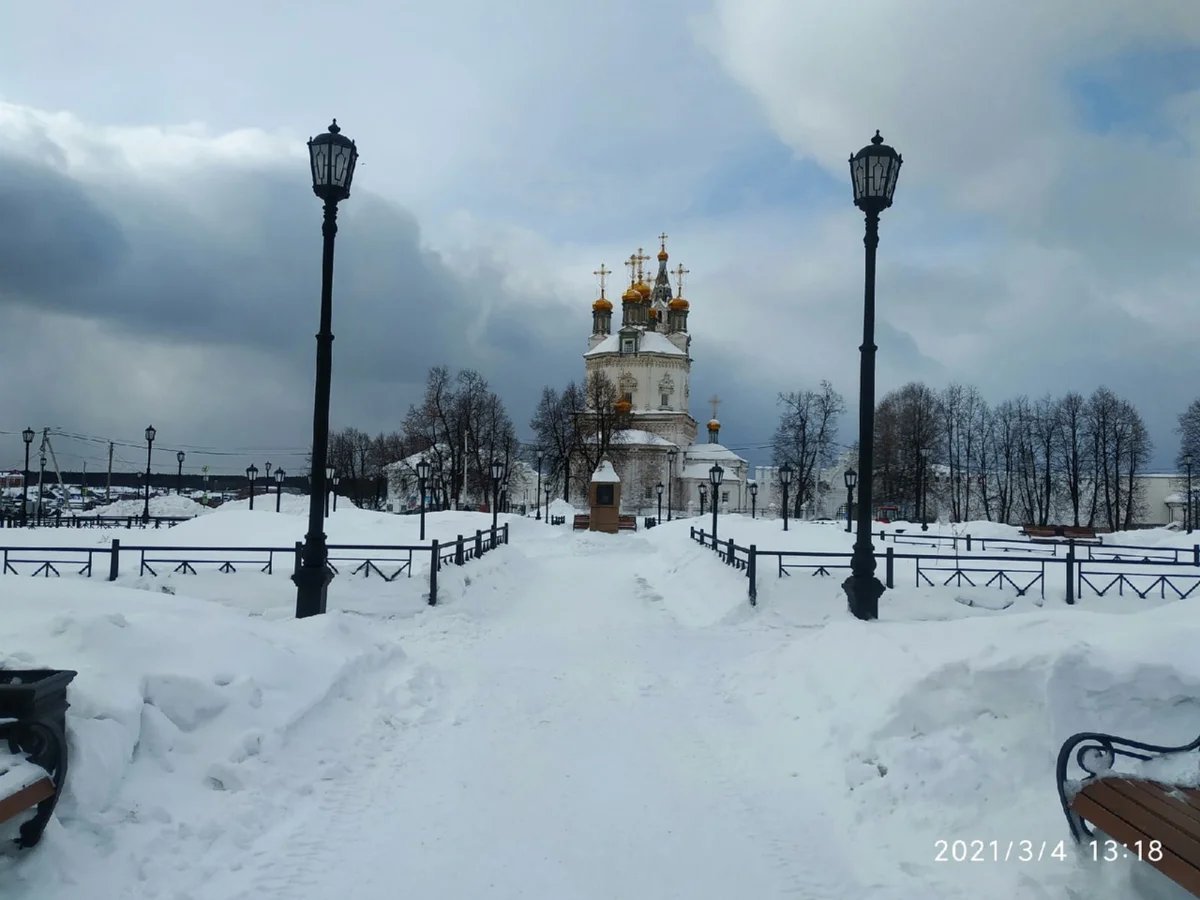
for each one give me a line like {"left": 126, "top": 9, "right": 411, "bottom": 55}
{"left": 934, "top": 839, "right": 1164, "bottom": 862}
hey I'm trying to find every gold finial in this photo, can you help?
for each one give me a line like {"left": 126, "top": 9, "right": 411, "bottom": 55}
{"left": 673, "top": 263, "right": 690, "bottom": 295}
{"left": 635, "top": 247, "right": 650, "bottom": 282}
{"left": 657, "top": 231, "right": 669, "bottom": 262}
{"left": 593, "top": 263, "right": 611, "bottom": 298}
{"left": 708, "top": 394, "right": 721, "bottom": 419}
{"left": 625, "top": 253, "right": 638, "bottom": 285}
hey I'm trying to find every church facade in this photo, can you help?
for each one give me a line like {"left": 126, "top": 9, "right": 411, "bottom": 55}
{"left": 582, "top": 236, "right": 750, "bottom": 515}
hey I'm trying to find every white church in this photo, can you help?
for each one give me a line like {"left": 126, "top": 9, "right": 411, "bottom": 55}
{"left": 583, "top": 236, "right": 750, "bottom": 515}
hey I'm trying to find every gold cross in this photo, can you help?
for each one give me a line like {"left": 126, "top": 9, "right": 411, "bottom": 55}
{"left": 708, "top": 394, "right": 721, "bottom": 419}
{"left": 635, "top": 247, "right": 650, "bottom": 282}
{"left": 593, "top": 263, "right": 610, "bottom": 297}
{"left": 673, "top": 263, "right": 690, "bottom": 295}
{"left": 658, "top": 231, "right": 668, "bottom": 253}
{"left": 625, "top": 254, "right": 638, "bottom": 285}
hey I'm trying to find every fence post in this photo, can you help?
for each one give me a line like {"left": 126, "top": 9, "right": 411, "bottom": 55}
{"left": 294, "top": 541, "right": 303, "bottom": 577}
{"left": 966, "top": 533, "right": 972, "bottom": 552}
{"left": 109, "top": 538, "right": 120, "bottom": 581}
{"left": 475, "top": 529, "right": 483, "bottom": 558}
{"left": 490, "top": 524, "right": 497, "bottom": 549}
{"left": 885, "top": 546, "right": 894, "bottom": 589}
{"left": 429, "top": 540, "right": 439, "bottom": 606}
{"left": 1065, "top": 541, "right": 1075, "bottom": 605}
{"left": 748, "top": 544, "right": 757, "bottom": 606}
{"left": 504, "top": 523, "right": 509, "bottom": 544}
{"left": 727, "top": 538, "right": 735, "bottom": 565}
{"left": 455, "top": 534, "right": 464, "bottom": 566}
{"left": 1193, "top": 544, "right": 1198, "bottom": 568}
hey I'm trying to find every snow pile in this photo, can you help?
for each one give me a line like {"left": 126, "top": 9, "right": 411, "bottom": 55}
{"left": 86, "top": 493, "right": 211, "bottom": 519}
{"left": 0, "top": 512, "right": 1197, "bottom": 898}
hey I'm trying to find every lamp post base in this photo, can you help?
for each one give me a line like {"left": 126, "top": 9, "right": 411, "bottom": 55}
{"left": 293, "top": 564, "right": 333, "bottom": 618}
{"left": 842, "top": 574, "right": 884, "bottom": 621}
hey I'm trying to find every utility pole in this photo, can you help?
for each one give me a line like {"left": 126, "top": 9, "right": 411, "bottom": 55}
{"left": 106, "top": 441, "right": 114, "bottom": 502}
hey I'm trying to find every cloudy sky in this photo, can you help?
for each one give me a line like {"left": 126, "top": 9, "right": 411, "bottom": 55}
{"left": 1, "top": 0, "right": 1198, "bottom": 479}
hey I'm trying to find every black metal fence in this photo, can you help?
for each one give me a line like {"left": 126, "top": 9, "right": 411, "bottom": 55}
{"left": 689, "top": 527, "right": 1200, "bottom": 608}
{"left": 0, "top": 523, "right": 512, "bottom": 607}
{"left": 0, "top": 514, "right": 195, "bottom": 530}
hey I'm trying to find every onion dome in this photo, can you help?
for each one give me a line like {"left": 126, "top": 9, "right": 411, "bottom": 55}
{"left": 707, "top": 418, "right": 720, "bottom": 432}
{"left": 593, "top": 297, "right": 612, "bottom": 311}
{"left": 648, "top": 307, "right": 659, "bottom": 320}
{"left": 634, "top": 280, "right": 651, "bottom": 298}
{"left": 668, "top": 296, "right": 689, "bottom": 310}
{"left": 615, "top": 398, "right": 632, "bottom": 414}
{"left": 657, "top": 247, "right": 668, "bottom": 262}
{"left": 622, "top": 284, "right": 641, "bottom": 303}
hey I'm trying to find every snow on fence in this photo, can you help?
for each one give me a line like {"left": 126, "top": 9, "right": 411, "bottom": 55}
{"left": 0, "top": 523, "right": 511, "bottom": 607}
{"left": 688, "top": 527, "right": 1200, "bottom": 607}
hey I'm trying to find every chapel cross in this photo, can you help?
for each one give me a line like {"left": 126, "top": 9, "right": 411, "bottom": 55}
{"left": 634, "top": 247, "right": 650, "bottom": 282}
{"left": 658, "top": 231, "right": 669, "bottom": 253}
{"left": 593, "top": 263, "right": 611, "bottom": 297}
{"left": 673, "top": 263, "right": 690, "bottom": 295}
{"left": 708, "top": 394, "right": 721, "bottom": 420}
{"left": 625, "top": 253, "right": 638, "bottom": 285}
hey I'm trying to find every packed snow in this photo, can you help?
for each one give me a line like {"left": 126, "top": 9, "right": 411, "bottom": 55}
{"left": 2, "top": 504, "right": 1199, "bottom": 899}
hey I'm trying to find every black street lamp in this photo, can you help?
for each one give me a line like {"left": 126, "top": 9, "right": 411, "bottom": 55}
{"left": 142, "top": 425, "right": 156, "bottom": 523}
{"left": 544, "top": 485, "right": 551, "bottom": 522}
{"left": 275, "top": 468, "right": 286, "bottom": 512}
{"left": 325, "top": 464, "right": 335, "bottom": 517}
{"left": 417, "top": 457, "right": 431, "bottom": 541}
{"left": 780, "top": 463, "right": 793, "bottom": 531}
{"left": 176, "top": 450, "right": 185, "bottom": 495}
{"left": 656, "top": 481, "right": 663, "bottom": 524}
{"left": 265, "top": 461, "right": 272, "bottom": 481}
{"left": 246, "top": 464, "right": 258, "bottom": 510}
{"left": 709, "top": 464, "right": 723, "bottom": 542}
{"left": 21, "top": 427, "right": 34, "bottom": 527}
{"left": 490, "top": 458, "right": 504, "bottom": 531}
{"left": 919, "top": 447, "right": 930, "bottom": 531}
{"left": 1186, "top": 452, "right": 1193, "bottom": 534}
{"left": 666, "top": 448, "right": 677, "bottom": 521}
{"left": 843, "top": 129, "right": 902, "bottom": 622}
{"left": 294, "top": 119, "right": 358, "bottom": 620}
{"left": 749, "top": 481, "right": 758, "bottom": 519}
{"left": 844, "top": 468, "right": 858, "bottom": 533}
{"left": 699, "top": 483, "right": 707, "bottom": 516}
{"left": 332, "top": 474, "right": 340, "bottom": 511}
{"left": 535, "top": 450, "right": 543, "bottom": 520}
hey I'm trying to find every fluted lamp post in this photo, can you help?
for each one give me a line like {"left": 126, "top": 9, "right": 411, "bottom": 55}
{"left": 666, "top": 448, "right": 677, "bottom": 521}
{"left": 490, "top": 458, "right": 504, "bottom": 531}
{"left": 417, "top": 457, "right": 431, "bottom": 541}
{"left": 21, "top": 427, "right": 34, "bottom": 527}
{"left": 176, "top": 450, "right": 185, "bottom": 495}
{"left": 656, "top": 481, "right": 663, "bottom": 524}
{"left": 332, "top": 474, "right": 341, "bottom": 511}
{"left": 294, "top": 119, "right": 358, "bottom": 620}
{"left": 246, "top": 464, "right": 258, "bottom": 510}
{"left": 749, "top": 481, "right": 758, "bottom": 519}
{"left": 275, "top": 467, "right": 286, "bottom": 512}
{"left": 843, "top": 129, "right": 902, "bottom": 622}
{"left": 780, "top": 462, "right": 793, "bottom": 531}
{"left": 844, "top": 468, "right": 857, "bottom": 533}
{"left": 324, "top": 464, "right": 335, "bottom": 517}
{"left": 1180, "top": 453, "right": 1190, "bottom": 532}
{"left": 699, "top": 483, "right": 707, "bottom": 517}
{"left": 919, "top": 447, "right": 931, "bottom": 531}
{"left": 535, "top": 450, "right": 543, "bottom": 520}
{"left": 709, "top": 464, "right": 723, "bottom": 543}
{"left": 544, "top": 485, "right": 551, "bottom": 522}
{"left": 142, "top": 425, "right": 156, "bottom": 523}
{"left": 37, "top": 453, "right": 46, "bottom": 526}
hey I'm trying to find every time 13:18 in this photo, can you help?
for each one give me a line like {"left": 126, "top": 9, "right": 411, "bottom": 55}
{"left": 1089, "top": 839, "right": 1164, "bottom": 862}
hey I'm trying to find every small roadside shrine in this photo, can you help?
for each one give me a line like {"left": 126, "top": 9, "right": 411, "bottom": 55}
{"left": 588, "top": 460, "right": 621, "bottom": 533}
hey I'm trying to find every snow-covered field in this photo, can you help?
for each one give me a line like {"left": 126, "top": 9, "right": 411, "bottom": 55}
{"left": 2, "top": 502, "right": 1199, "bottom": 899}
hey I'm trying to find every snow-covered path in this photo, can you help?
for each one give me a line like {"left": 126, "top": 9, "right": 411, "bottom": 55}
{"left": 192, "top": 531, "right": 879, "bottom": 900}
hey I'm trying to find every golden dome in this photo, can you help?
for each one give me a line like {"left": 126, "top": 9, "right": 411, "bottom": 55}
{"left": 593, "top": 297, "right": 612, "bottom": 311}
{"left": 622, "top": 285, "right": 640, "bottom": 303}
{"left": 657, "top": 248, "right": 668, "bottom": 261}
{"left": 648, "top": 308, "right": 659, "bottom": 319}
{"left": 634, "top": 280, "right": 651, "bottom": 298}
{"left": 707, "top": 418, "right": 720, "bottom": 431}
{"left": 668, "top": 296, "right": 689, "bottom": 310}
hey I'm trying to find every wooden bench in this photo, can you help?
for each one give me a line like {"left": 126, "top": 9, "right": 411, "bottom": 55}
{"left": 618, "top": 515, "right": 637, "bottom": 532}
{"left": 1058, "top": 729, "right": 1200, "bottom": 895}
{"left": 1020, "top": 524, "right": 1060, "bottom": 542}
{"left": 1062, "top": 525, "right": 1101, "bottom": 544}
{"left": 0, "top": 756, "right": 56, "bottom": 847}
{"left": 572, "top": 514, "right": 590, "bottom": 530}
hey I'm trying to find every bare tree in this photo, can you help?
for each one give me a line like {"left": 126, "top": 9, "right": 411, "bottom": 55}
{"left": 875, "top": 382, "right": 941, "bottom": 519}
{"left": 772, "top": 381, "right": 844, "bottom": 516}
{"left": 571, "top": 371, "right": 632, "bottom": 498}
{"left": 530, "top": 383, "right": 583, "bottom": 501}
{"left": 1056, "top": 392, "right": 1090, "bottom": 526}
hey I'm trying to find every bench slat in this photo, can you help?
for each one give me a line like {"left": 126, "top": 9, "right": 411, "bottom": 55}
{"left": 1073, "top": 781, "right": 1200, "bottom": 892}
{"left": 1112, "top": 780, "right": 1200, "bottom": 852}
{"left": 0, "top": 777, "right": 54, "bottom": 826}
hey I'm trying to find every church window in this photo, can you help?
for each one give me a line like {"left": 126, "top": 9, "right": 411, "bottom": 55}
{"left": 661, "top": 393, "right": 669, "bottom": 408}
{"left": 621, "top": 337, "right": 636, "bottom": 354}
{"left": 722, "top": 491, "right": 729, "bottom": 503}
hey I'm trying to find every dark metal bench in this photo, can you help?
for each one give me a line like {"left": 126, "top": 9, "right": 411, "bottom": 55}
{"left": 618, "top": 515, "right": 637, "bottom": 532}
{"left": 1057, "top": 728, "right": 1200, "bottom": 895}
{"left": 550, "top": 515, "right": 565, "bottom": 526}
{"left": 0, "top": 669, "right": 76, "bottom": 848}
